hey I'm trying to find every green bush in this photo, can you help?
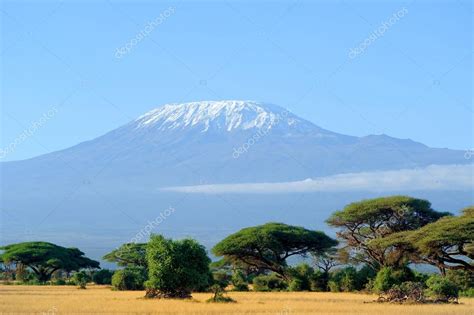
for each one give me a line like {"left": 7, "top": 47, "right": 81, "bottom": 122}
{"left": 309, "top": 270, "right": 329, "bottom": 292}
{"left": 445, "top": 270, "right": 474, "bottom": 293}
{"left": 373, "top": 266, "right": 414, "bottom": 293}
{"left": 112, "top": 267, "right": 147, "bottom": 291}
{"left": 328, "top": 267, "right": 367, "bottom": 292}
{"left": 52, "top": 279, "right": 67, "bottom": 285}
{"left": 426, "top": 274, "right": 459, "bottom": 302}
{"left": 288, "top": 264, "right": 314, "bottom": 291}
{"left": 461, "top": 288, "right": 474, "bottom": 297}
{"left": 252, "top": 274, "right": 288, "bottom": 292}
{"left": 231, "top": 270, "right": 249, "bottom": 291}
{"left": 145, "top": 235, "right": 211, "bottom": 298}
{"left": 92, "top": 269, "right": 114, "bottom": 285}
{"left": 72, "top": 271, "right": 90, "bottom": 289}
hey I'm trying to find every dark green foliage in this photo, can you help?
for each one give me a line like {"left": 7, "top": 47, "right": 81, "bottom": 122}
{"left": 92, "top": 269, "right": 114, "bottom": 285}
{"left": 309, "top": 270, "right": 329, "bottom": 292}
{"left": 426, "top": 274, "right": 459, "bottom": 302}
{"left": 213, "top": 222, "right": 337, "bottom": 279}
{"left": 231, "top": 270, "right": 249, "bottom": 291}
{"left": 374, "top": 208, "right": 474, "bottom": 274}
{"left": 0, "top": 242, "right": 99, "bottom": 282}
{"left": 111, "top": 267, "right": 147, "bottom": 290}
{"left": 103, "top": 243, "right": 147, "bottom": 268}
{"left": 288, "top": 263, "right": 314, "bottom": 291}
{"left": 445, "top": 270, "right": 474, "bottom": 293}
{"left": 373, "top": 266, "right": 414, "bottom": 293}
{"left": 145, "top": 235, "right": 211, "bottom": 298}
{"left": 252, "top": 274, "right": 288, "bottom": 291}
{"left": 52, "top": 279, "right": 66, "bottom": 285}
{"left": 73, "top": 271, "right": 90, "bottom": 289}
{"left": 212, "top": 270, "right": 231, "bottom": 289}
{"left": 327, "top": 196, "right": 449, "bottom": 269}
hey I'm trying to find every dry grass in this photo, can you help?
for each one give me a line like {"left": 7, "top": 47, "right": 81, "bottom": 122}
{"left": 0, "top": 285, "right": 472, "bottom": 315}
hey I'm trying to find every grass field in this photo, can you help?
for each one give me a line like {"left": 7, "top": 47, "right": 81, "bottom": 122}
{"left": 0, "top": 285, "right": 473, "bottom": 315}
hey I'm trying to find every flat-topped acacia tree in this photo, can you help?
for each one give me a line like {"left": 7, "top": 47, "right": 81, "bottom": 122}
{"left": 326, "top": 196, "right": 450, "bottom": 270}
{"left": 372, "top": 206, "right": 474, "bottom": 275}
{"left": 212, "top": 222, "right": 338, "bottom": 280}
{"left": 0, "top": 241, "right": 100, "bottom": 282}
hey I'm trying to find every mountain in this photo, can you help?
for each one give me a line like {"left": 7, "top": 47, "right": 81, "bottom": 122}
{"left": 1, "top": 100, "right": 466, "bottom": 188}
{"left": 1, "top": 100, "right": 471, "bottom": 260}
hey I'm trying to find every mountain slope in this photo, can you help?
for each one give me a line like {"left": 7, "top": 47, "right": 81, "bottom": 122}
{"left": 1, "top": 100, "right": 467, "bottom": 189}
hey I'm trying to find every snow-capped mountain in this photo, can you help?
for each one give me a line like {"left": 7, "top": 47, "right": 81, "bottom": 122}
{"left": 133, "top": 100, "right": 325, "bottom": 135}
{"left": 2, "top": 100, "right": 467, "bottom": 187}
{"left": 1, "top": 100, "right": 471, "bottom": 257}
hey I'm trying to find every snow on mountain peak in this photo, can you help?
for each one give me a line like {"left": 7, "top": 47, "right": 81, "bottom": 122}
{"left": 134, "top": 100, "right": 317, "bottom": 133}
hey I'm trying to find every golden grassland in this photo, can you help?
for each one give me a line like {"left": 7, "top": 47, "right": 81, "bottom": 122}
{"left": 0, "top": 285, "right": 473, "bottom": 315}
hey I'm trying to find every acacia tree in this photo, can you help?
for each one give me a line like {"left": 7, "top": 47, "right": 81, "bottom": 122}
{"left": 145, "top": 235, "right": 211, "bottom": 298}
{"left": 373, "top": 206, "right": 474, "bottom": 275}
{"left": 103, "top": 243, "right": 147, "bottom": 268}
{"left": 212, "top": 222, "right": 337, "bottom": 280}
{"left": 326, "top": 196, "right": 449, "bottom": 270}
{"left": 0, "top": 242, "right": 99, "bottom": 282}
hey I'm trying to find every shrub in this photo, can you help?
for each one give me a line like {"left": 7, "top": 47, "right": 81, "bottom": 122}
{"left": 445, "top": 270, "right": 474, "bottom": 293}
{"left": 426, "top": 274, "right": 459, "bottom": 302}
{"left": 52, "top": 279, "right": 66, "bottom": 285}
{"left": 328, "top": 267, "right": 357, "bottom": 292}
{"left": 373, "top": 266, "right": 414, "bottom": 293}
{"left": 252, "top": 274, "right": 288, "bottom": 292}
{"left": 461, "top": 288, "right": 474, "bottom": 297}
{"left": 288, "top": 264, "right": 314, "bottom": 291}
{"left": 206, "top": 284, "right": 236, "bottom": 303}
{"left": 112, "top": 267, "right": 147, "bottom": 291}
{"left": 231, "top": 270, "right": 249, "bottom": 291}
{"left": 72, "top": 271, "right": 90, "bottom": 289}
{"left": 309, "top": 270, "right": 329, "bottom": 292}
{"left": 145, "top": 235, "right": 211, "bottom": 298}
{"left": 212, "top": 270, "right": 231, "bottom": 289}
{"left": 92, "top": 269, "right": 114, "bottom": 285}
{"left": 382, "top": 281, "right": 425, "bottom": 303}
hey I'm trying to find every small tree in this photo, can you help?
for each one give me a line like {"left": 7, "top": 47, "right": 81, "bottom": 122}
{"left": 145, "top": 235, "right": 211, "bottom": 298}
{"left": 73, "top": 271, "right": 90, "bottom": 289}
{"left": 111, "top": 266, "right": 147, "bottom": 290}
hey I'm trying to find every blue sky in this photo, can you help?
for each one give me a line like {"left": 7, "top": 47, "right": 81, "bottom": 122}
{"left": 1, "top": 0, "right": 472, "bottom": 161}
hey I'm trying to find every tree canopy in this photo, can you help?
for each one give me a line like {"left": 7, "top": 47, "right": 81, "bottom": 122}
{"left": 0, "top": 242, "right": 99, "bottom": 281}
{"left": 103, "top": 243, "right": 147, "bottom": 268}
{"left": 326, "top": 196, "right": 449, "bottom": 269}
{"left": 372, "top": 207, "right": 474, "bottom": 275}
{"left": 212, "top": 222, "right": 337, "bottom": 279}
{"left": 145, "top": 235, "right": 211, "bottom": 298}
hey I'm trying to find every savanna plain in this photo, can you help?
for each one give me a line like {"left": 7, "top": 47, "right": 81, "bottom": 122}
{"left": 1, "top": 285, "right": 472, "bottom": 315}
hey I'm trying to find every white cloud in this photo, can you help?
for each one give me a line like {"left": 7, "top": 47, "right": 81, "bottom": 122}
{"left": 160, "top": 164, "right": 474, "bottom": 194}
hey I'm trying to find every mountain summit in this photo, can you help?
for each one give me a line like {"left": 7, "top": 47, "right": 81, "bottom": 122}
{"left": 2, "top": 100, "right": 468, "bottom": 188}
{"left": 132, "top": 100, "right": 330, "bottom": 136}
